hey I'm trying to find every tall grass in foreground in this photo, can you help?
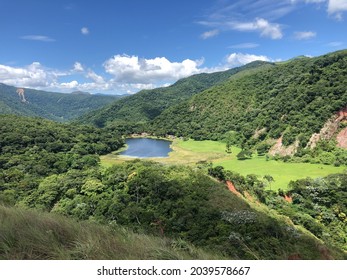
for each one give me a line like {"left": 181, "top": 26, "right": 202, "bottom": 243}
{"left": 0, "top": 205, "right": 223, "bottom": 260}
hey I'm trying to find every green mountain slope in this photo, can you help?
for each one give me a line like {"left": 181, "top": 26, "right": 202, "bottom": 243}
{"left": 0, "top": 115, "right": 345, "bottom": 259}
{"left": 77, "top": 61, "right": 273, "bottom": 127}
{"left": 151, "top": 50, "right": 347, "bottom": 146}
{"left": 0, "top": 83, "right": 124, "bottom": 121}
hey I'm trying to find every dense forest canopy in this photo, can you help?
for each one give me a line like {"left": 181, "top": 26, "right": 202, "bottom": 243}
{"left": 76, "top": 61, "right": 273, "bottom": 127}
{"left": 151, "top": 50, "right": 347, "bottom": 147}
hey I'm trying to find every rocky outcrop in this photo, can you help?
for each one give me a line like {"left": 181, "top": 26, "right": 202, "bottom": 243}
{"left": 307, "top": 107, "right": 347, "bottom": 149}
{"left": 336, "top": 127, "right": 347, "bottom": 148}
{"left": 253, "top": 127, "right": 267, "bottom": 139}
{"left": 269, "top": 136, "right": 299, "bottom": 156}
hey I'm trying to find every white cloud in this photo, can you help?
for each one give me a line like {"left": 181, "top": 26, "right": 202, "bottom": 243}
{"left": 200, "top": 29, "right": 219, "bottom": 39}
{"left": 0, "top": 62, "right": 52, "bottom": 88}
{"left": 103, "top": 54, "right": 202, "bottom": 84}
{"left": 328, "top": 0, "right": 347, "bottom": 18}
{"left": 0, "top": 52, "right": 278, "bottom": 94}
{"left": 294, "top": 0, "right": 347, "bottom": 19}
{"left": 226, "top": 53, "right": 271, "bottom": 68}
{"left": 229, "top": 43, "right": 259, "bottom": 49}
{"left": 230, "top": 18, "right": 283, "bottom": 39}
{"left": 20, "top": 35, "right": 55, "bottom": 42}
{"left": 86, "top": 70, "right": 105, "bottom": 84}
{"left": 60, "top": 80, "right": 79, "bottom": 89}
{"left": 81, "top": 27, "right": 89, "bottom": 35}
{"left": 73, "top": 62, "right": 84, "bottom": 72}
{"left": 294, "top": 31, "right": 317, "bottom": 40}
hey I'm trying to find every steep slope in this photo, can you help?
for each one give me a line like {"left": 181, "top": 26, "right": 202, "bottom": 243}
{"left": 151, "top": 50, "right": 347, "bottom": 147}
{"left": 0, "top": 83, "right": 123, "bottom": 121}
{"left": 77, "top": 61, "right": 273, "bottom": 127}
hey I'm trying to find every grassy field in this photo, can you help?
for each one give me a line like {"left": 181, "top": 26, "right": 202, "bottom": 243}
{"left": 215, "top": 156, "right": 346, "bottom": 190}
{"left": 101, "top": 139, "right": 346, "bottom": 190}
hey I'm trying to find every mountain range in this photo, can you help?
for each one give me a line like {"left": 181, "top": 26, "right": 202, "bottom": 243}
{"left": 0, "top": 83, "right": 125, "bottom": 122}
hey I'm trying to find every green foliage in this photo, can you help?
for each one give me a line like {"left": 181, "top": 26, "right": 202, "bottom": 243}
{"left": 237, "top": 150, "right": 252, "bottom": 160}
{"left": 0, "top": 205, "right": 221, "bottom": 260}
{"left": 273, "top": 174, "right": 347, "bottom": 251}
{"left": 0, "top": 83, "right": 122, "bottom": 122}
{"left": 0, "top": 115, "right": 124, "bottom": 200}
{"left": 3, "top": 157, "right": 344, "bottom": 259}
{"left": 208, "top": 166, "right": 347, "bottom": 254}
{"left": 151, "top": 50, "right": 347, "bottom": 149}
{"left": 77, "top": 61, "right": 272, "bottom": 128}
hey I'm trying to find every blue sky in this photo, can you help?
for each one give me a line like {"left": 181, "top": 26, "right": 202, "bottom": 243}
{"left": 0, "top": 0, "right": 346, "bottom": 94}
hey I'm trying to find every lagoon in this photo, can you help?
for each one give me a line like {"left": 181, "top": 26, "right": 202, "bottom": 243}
{"left": 119, "top": 138, "right": 172, "bottom": 158}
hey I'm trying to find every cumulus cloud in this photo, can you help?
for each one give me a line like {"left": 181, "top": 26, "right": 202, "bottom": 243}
{"left": 0, "top": 62, "right": 53, "bottom": 88}
{"left": 226, "top": 53, "right": 271, "bottom": 68}
{"left": 103, "top": 54, "right": 202, "bottom": 84}
{"left": 0, "top": 55, "right": 205, "bottom": 94}
{"left": 0, "top": 53, "right": 278, "bottom": 94}
{"left": 230, "top": 18, "right": 283, "bottom": 39}
{"left": 200, "top": 29, "right": 219, "bottom": 39}
{"left": 60, "top": 80, "right": 79, "bottom": 89}
{"left": 20, "top": 35, "right": 55, "bottom": 42}
{"left": 294, "top": 31, "right": 317, "bottom": 40}
{"left": 81, "top": 27, "right": 89, "bottom": 35}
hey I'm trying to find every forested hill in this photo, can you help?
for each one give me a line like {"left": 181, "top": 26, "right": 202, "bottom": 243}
{"left": 151, "top": 50, "right": 347, "bottom": 148}
{"left": 0, "top": 83, "right": 124, "bottom": 122}
{"left": 76, "top": 61, "right": 273, "bottom": 127}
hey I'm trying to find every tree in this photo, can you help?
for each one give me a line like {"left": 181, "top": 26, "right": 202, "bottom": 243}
{"left": 237, "top": 149, "right": 252, "bottom": 160}
{"left": 225, "top": 142, "right": 232, "bottom": 153}
{"left": 263, "top": 175, "right": 274, "bottom": 190}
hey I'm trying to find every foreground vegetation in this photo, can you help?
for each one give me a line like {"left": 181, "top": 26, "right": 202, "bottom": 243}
{"left": 0, "top": 205, "right": 220, "bottom": 260}
{"left": 3, "top": 158, "right": 344, "bottom": 259}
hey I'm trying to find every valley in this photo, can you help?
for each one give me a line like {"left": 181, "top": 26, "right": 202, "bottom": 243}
{"left": 1, "top": 49, "right": 347, "bottom": 260}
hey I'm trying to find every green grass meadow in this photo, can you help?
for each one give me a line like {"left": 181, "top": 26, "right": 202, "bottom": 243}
{"left": 102, "top": 139, "right": 346, "bottom": 190}
{"left": 176, "top": 140, "right": 346, "bottom": 190}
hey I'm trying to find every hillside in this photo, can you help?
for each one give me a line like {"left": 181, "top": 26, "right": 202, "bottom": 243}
{"left": 0, "top": 115, "right": 346, "bottom": 260}
{"left": 77, "top": 61, "right": 273, "bottom": 127}
{"left": 151, "top": 50, "right": 347, "bottom": 151}
{"left": 0, "top": 83, "right": 124, "bottom": 121}
{"left": 0, "top": 205, "right": 222, "bottom": 260}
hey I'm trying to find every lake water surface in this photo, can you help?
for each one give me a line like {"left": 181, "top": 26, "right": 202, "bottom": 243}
{"left": 119, "top": 138, "right": 172, "bottom": 158}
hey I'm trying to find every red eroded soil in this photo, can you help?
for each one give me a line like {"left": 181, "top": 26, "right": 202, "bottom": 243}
{"left": 284, "top": 195, "right": 293, "bottom": 203}
{"left": 226, "top": 181, "right": 241, "bottom": 196}
{"left": 337, "top": 107, "right": 347, "bottom": 120}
